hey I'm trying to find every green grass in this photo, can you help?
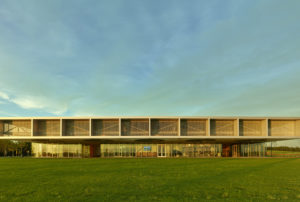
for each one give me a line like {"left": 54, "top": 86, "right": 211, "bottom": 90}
{"left": 0, "top": 158, "right": 300, "bottom": 201}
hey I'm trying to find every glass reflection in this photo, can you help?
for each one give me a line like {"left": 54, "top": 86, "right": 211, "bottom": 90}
{"left": 31, "top": 142, "right": 289, "bottom": 158}
{"left": 32, "top": 143, "right": 82, "bottom": 158}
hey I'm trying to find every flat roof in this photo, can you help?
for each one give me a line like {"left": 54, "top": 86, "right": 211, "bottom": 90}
{"left": 0, "top": 116, "right": 300, "bottom": 119}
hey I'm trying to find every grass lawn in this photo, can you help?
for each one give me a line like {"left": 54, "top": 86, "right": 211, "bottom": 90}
{"left": 0, "top": 158, "right": 300, "bottom": 201}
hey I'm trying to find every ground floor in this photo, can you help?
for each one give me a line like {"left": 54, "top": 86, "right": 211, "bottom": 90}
{"left": 31, "top": 143, "right": 268, "bottom": 158}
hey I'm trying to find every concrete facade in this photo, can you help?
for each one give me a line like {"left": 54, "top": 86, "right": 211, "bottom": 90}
{"left": 1, "top": 116, "right": 299, "bottom": 157}
{"left": 0, "top": 116, "right": 299, "bottom": 142}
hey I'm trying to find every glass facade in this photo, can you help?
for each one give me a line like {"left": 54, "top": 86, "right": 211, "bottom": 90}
{"left": 32, "top": 143, "right": 223, "bottom": 158}
{"left": 29, "top": 140, "right": 300, "bottom": 158}
{"left": 32, "top": 143, "right": 83, "bottom": 158}
{"left": 240, "top": 143, "right": 266, "bottom": 157}
{"left": 265, "top": 140, "right": 300, "bottom": 157}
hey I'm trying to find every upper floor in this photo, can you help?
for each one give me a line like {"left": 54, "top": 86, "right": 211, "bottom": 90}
{"left": 0, "top": 116, "right": 300, "bottom": 138}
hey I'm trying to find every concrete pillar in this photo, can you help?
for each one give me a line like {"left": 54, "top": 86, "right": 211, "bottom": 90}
{"left": 149, "top": 118, "right": 151, "bottom": 136}
{"left": 60, "top": 119, "right": 63, "bottom": 136}
{"left": 31, "top": 118, "right": 34, "bottom": 137}
{"left": 119, "top": 118, "right": 121, "bottom": 136}
{"left": 266, "top": 119, "right": 269, "bottom": 137}
{"left": 236, "top": 118, "right": 239, "bottom": 136}
{"left": 178, "top": 118, "right": 181, "bottom": 136}
{"left": 89, "top": 118, "right": 92, "bottom": 136}
{"left": 207, "top": 118, "right": 210, "bottom": 136}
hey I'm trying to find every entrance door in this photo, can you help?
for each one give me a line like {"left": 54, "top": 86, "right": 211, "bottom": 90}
{"left": 222, "top": 144, "right": 231, "bottom": 157}
{"left": 157, "top": 144, "right": 166, "bottom": 157}
{"left": 90, "top": 145, "right": 100, "bottom": 157}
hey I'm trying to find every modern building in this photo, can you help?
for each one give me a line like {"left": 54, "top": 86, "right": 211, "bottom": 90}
{"left": 0, "top": 117, "right": 300, "bottom": 158}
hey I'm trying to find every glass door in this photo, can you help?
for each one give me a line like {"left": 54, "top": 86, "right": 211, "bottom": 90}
{"left": 157, "top": 144, "right": 166, "bottom": 157}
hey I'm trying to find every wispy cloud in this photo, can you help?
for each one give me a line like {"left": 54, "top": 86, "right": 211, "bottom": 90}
{"left": 0, "top": 90, "right": 68, "bottom": 115}
{"left": 0, "top": 91, "right": 9, "bottom": 100}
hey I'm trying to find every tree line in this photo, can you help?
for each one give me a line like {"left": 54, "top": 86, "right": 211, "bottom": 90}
{"left": 0, "top": 140, "right": 31, "bottom": 157}
{"left": 266, "top": 146, "right": 300, "bottom": 152}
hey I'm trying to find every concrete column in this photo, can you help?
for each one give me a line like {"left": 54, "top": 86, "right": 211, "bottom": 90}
{"left": 207, "top": 118, "right": 210, "bottom": 136}
{"left": 178, "top": 118, "right": 181, "bottom": 136}
{"left": 236, "top": 118, "right": 239, "bottom": 136}
{"left": 89, "top": 118, "right": 92, "bottom": 136}
{"left": 119, "top": 118, "right": 121, "bottom": 136}
{"left": 149, "top": 118, "right": 151, "bottom": 136}
{"left": 60, "top": 119, "right": 63, "bottom": 136}
{"left": 31, "top": 118, "right": 34, "bottom": 137}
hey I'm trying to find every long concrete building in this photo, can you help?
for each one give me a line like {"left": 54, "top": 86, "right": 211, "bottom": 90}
{"left": 0, "top": 116, "right": 300, "bottom": 158}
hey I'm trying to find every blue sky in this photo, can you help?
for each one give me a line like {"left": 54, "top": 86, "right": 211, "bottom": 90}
{"left": 0, "top": 0, "right": 300, "bottom": 117}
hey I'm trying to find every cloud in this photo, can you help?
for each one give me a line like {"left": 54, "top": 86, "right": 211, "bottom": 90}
{"left": 12, "top": 96, "right": 68, "bottom": 115}
{"left": 11, "top": 96, "right": 68, "bottom": 115}
{"left": 0, "top": 90, "right": 68, "bottom": 115}
{"left": 11, "top": 96, "right": 45, "bottom": 109}
{"left": 0, "top": 91, "right": 9, "bottom": 100}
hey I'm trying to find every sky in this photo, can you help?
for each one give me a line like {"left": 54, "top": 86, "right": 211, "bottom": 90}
{"left": 0, "top": 0, "right": 300, "bottom": 117}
